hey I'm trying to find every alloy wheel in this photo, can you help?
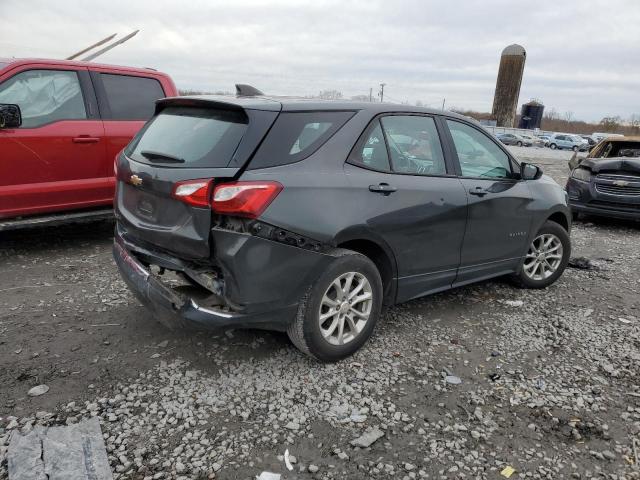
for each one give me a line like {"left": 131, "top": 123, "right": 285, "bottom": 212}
{"left": 318, "top": 272, "right": 373, "bottom": 346}
{"left": 523, "top": 233, "right": 563, "bottom": 281}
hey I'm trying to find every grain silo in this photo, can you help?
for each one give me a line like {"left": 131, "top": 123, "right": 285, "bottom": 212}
{"left": 491, "top": 44, "right": 526, "bottom": 127}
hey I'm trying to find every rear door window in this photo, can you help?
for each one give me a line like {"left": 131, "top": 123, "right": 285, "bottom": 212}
{"left": 0, "top": 69, "right": 86, "bottom": 128}
{"left": 126, "top": 106, "right": 248, "bottom": 167}
{"left": 248, "top": 111, "right": 354, "bottom": 169}
{"left": 380, "top": 115, "right": 446, "bottom": 175}
{"left": 100, "top": 73, "right": 165, "bottom": 120}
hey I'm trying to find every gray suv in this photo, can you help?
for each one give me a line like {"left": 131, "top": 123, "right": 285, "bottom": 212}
{"left": 113, "top": 94, "right": 572, "bottom": 361}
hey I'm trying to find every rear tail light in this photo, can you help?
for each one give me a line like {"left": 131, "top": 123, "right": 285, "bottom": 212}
{"left": 212, "top": 181, "right": 283, "bottom": 218}
{"left": 172, "top": 179, "right": 214, "bottom": 207}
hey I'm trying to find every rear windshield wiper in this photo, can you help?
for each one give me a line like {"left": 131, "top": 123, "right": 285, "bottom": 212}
{"left": 140, "top": 150, "right": 185, "bottom": 163}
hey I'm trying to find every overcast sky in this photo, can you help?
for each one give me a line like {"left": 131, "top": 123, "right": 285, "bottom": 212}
{"left": 1, "top": 0, "right": 638, "bottom": 122}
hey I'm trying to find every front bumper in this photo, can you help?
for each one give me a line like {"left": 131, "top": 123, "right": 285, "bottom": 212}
{"left": 113, "top": 228, "right": 333, "bottom": 331}
{"left": 566, "top": 177, "right": 640, "bottom": 220}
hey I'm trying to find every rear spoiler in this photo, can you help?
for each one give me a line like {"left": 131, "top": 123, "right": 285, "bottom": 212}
{"left": 154, "top": 95, "right": 281, "bottom": 115}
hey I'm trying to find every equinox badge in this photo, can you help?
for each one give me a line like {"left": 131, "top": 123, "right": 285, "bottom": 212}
{"left": 129, "top": 174, "right": 143, "bottom": 186}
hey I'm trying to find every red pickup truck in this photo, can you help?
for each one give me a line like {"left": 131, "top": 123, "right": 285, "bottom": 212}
{"left": 0, "top": 58, "right": 177, "bottom": 229}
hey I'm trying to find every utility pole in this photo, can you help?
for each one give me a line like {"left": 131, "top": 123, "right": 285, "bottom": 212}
{"left": 369, "top": 88, "right": 373, "bottom": 102}
{"left": 379, "top": 83, "right": 386, "bottom": 103}
{"left": 442, "top": 98, "right": 446, "bottom": 111}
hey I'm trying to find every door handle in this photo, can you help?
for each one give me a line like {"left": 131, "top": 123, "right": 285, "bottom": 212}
{"left": 469, "top": 186, "right": 488, "bottom": 197}
{"left": 72, "top": 136, "right": 100, "bottom": 144}
{"left": 369, "top": 183, "right": 397, "bottom": 195}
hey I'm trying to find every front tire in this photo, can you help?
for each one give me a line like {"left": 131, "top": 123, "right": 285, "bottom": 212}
{"left": 572, "top": 146, "right": 579, "bottom": 152}
{"left": 517, "top": 141, "right": 523, "bottom": 147}
{"left": 549, "top": 143, "right": 557, "bottom": 150}
{"left": 287, "top": 249, "right": 383, "bottom": 362}
{"left": 512, "top": 221, "right": 571, "bottom": 289}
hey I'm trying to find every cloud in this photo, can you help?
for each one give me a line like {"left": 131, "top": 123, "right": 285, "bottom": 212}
{"left": 1, "top": 0, "right": 638, "bottom": 121}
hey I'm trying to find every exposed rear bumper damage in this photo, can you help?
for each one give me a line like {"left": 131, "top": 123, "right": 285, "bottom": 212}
{"left": 113, "top": 225, "right": 333, "bottom": 331}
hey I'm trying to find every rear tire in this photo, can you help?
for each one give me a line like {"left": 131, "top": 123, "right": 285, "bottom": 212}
{"left": 550, "top": 143, "right": 557, "bottom": 150}
{"left": 517, "top": 141, "right": 523, "bottom": 147}
{"left": 572, "top": 146, "right": 579, "bottom": 152}
{"left": 511, "top": 221, "right": 571, "bottom": 289}
{"left": 287, "top": 249, "right": 383, "bottom": 362}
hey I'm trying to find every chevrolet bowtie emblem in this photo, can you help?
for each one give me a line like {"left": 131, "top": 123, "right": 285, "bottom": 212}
{"left": 129, "top": 174, "right": 143, "bottom": 186}
{"left": 613, "top": 180, "right": 629, "bottom": 187}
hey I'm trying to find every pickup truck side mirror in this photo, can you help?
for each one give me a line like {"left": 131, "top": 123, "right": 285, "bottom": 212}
{"left": 0, "top": 104, "right": 22, "bottom": 129}
{"left": 520, "top": 162, "right": 542, "bottom": 180}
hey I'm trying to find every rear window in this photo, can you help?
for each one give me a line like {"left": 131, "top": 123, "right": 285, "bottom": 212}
{"left": 248, "top": 111, "right": 354, "bottom": 169}
{"left": 125, "top": 106, "right": 248, "bottom": 167}
{"left": 100, "top": 73, "right": 165, "bottom": 120}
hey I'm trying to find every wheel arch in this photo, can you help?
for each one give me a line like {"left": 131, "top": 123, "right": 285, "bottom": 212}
{"left": 334, "top": 228, "right": 398, "bottom": 305}
{"left": 546, "top": 210, "right": 570, "bottom": 232}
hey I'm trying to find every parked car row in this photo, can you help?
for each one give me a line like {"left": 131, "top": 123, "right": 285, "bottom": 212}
{"left": 494, "top": 130, "right": 624, "bottom": 153}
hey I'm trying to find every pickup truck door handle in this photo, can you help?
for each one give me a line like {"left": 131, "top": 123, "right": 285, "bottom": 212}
{"left": 72, "top": 136, "right": 100, "bottom": 144}
{"left": 469, "top": 186, "right": 489, "bottom": 197}
{"left": 369, "top": 183, "right": 397, "bottom": 195}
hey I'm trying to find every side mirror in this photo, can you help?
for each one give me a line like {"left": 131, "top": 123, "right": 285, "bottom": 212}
{"left": 0, "top": 104, "right": 22, "bottom": 129}
{"left": 520, "top": 162, "right": 542, "bottom": 180}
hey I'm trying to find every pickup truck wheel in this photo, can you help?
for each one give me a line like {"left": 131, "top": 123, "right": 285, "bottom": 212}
{"left": 287, "top": 249, "right": 383, "bottom": 362}
{"left": 511, "top": 221, "right": 571, "bottom": 289}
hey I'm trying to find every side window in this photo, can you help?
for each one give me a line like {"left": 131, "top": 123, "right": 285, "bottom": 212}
{"left": 249, "top": 111, "right": 354, "bottom": 170}
{"left": 446, "top": 120, "right": 512, "bottom": 179}
{"left": 380, "top": 115, "right": 446, "bottom": 175}
{"left": 0, "top": 69, "right": 86, "bottom": 128}
{"left": 100, "top": 73, "right": 165, "bottom": 120}
{"left": 348, "top": 120, "right": 391, "bottom": 171}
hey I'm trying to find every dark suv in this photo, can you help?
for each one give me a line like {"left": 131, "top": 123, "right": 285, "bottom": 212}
{"left": 113, "top": 95, "right": 572, "bottom": 361}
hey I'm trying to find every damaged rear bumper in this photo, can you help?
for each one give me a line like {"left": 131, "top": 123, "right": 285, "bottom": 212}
{"left": 113, "top": 227, "right": 333, "bottom": 331}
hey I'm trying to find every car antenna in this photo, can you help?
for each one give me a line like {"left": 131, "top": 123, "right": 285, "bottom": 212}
{"left": 236, "top": 84, "right": 264, "bottom": 96}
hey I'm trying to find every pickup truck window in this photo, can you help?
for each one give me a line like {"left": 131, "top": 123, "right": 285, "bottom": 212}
{"left": 100, "top": 73, "right": 165, "bottom": 121}
{"left": 0, "top": 69, "right": 86, "bottom": 128}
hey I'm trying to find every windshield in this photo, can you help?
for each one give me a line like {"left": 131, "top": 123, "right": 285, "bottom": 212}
{"left": 126, "top": 106, "right": 248, "bottom": 168}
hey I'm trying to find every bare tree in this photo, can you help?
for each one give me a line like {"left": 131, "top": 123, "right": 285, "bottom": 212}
{"left": 318, "top": 89, "right": 343, "bottom": 100}
{"left": 600, "top": 116, "right": 621, "bottom": 132}
{"left": 564, "top": 111, "right": 574, "bottom": 123}
{"left": 544, "top": 107, "right": 560, "bottom": 120}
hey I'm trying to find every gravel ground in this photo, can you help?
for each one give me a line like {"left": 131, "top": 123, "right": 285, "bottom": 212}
{"left": 1, "top": 148, "right": 640, "bottom": 479}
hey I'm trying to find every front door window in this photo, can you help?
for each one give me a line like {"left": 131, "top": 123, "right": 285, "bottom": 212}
{"left": 0, "top": 69, "right": 86, "bottom": 128}
{"left": 446, "top": 120, "right": 512, "bottom": 178}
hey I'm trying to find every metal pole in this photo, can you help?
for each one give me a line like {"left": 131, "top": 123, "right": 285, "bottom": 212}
{"left": 379, "top": 83, "right": 386, "bottom": 103}
{"left": 369, "top": 88, "right": 372, "bottom": 102}
{"left": 67, "top": 34, "right": 117, "bottom": 60}
{"left": 81, "top": 30, "right": 140, "bottom": 61}
{"left": 442, "top": 98, "right": 446, "bottom": 111}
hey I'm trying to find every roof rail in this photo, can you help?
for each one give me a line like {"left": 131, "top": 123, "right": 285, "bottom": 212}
{"left": 235, "top": 84, "right": 264, "bottom": 96}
